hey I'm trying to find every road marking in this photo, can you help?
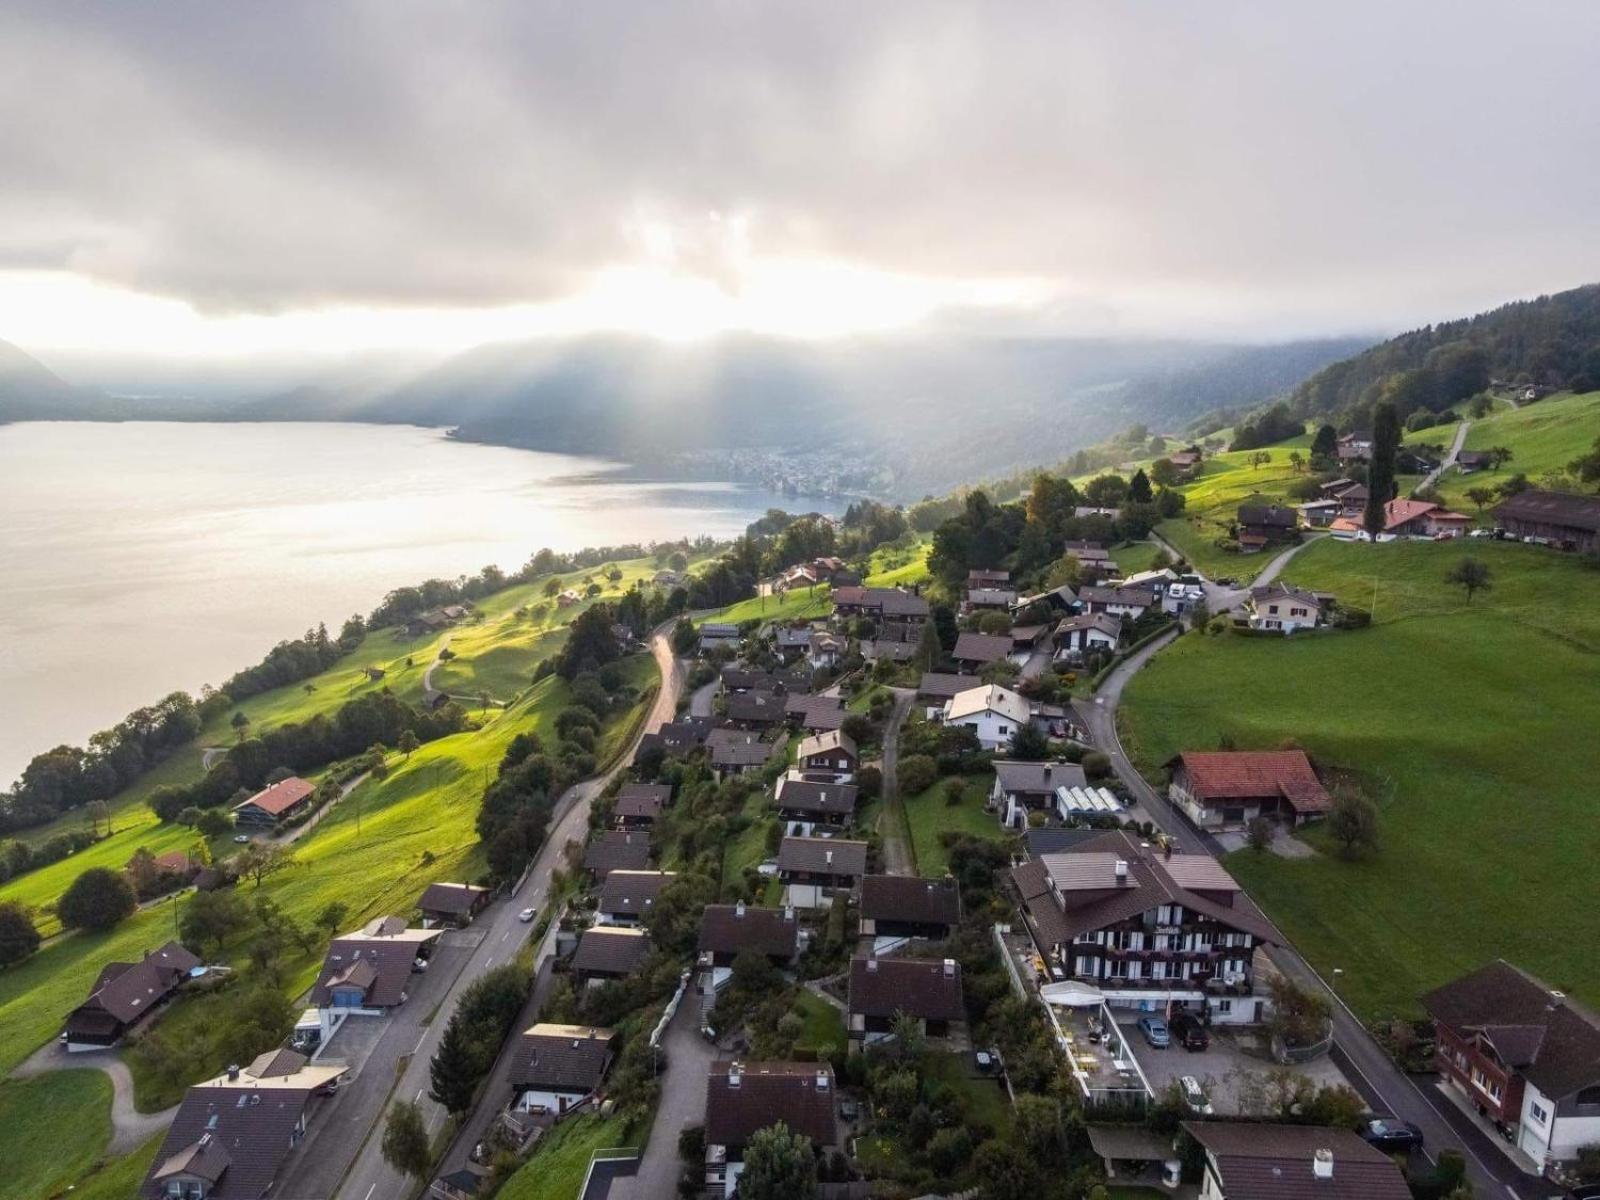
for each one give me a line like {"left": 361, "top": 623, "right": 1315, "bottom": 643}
{"left": 414, "top": 1088, "right": 424, "bottom": 1104}
{"left": 484, "top": 956, "right": 494, "bottom": 968}
{"left": 501, "top": 931, "right": 509, "bottom": 942}
{"left": 412, "top": 1032, "right": 427, "bottom": 1055}
{"left": 363, "top": 1185, "right": 377, "bottom": 1200}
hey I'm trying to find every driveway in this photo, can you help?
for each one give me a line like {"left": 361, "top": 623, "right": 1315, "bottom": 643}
{"left": 1415, "top": 420, "right": 1471, "bottom": 495}
{"left": 688, "top": 677, "right": 718, "bottom": 718}
{"left": 876, "top": 687, "right": 917, "bottom": 877}
{"left": 14, "top": 1044, "right": 180, "bottom": 1154}
{"left": 612, "top": 985, "right": 718, "bottom": 1199}
{"left": 328, "top": 626, "right": 687, "bottom": 1200}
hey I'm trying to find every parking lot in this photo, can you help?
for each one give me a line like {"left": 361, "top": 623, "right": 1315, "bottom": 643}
{"left": 1118, "top": 1019, "right": 1353, "bottom": 1115}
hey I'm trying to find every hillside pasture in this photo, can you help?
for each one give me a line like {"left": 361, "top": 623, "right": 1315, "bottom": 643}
{"left": 1159, "top": 435, "right": 1313, "bottom": 581}
{"left": 1429, "top": 390, "right": 1600, "bottom": 512}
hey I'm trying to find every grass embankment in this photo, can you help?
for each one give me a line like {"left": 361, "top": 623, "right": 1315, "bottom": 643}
{"left": 1119, "top": 537, "right": 1600, "bottom": 1019}
{"left": 900, "top": 769, "right": 1005, "bottom": 878}
{"left": 865, "top": 535, "right": 932, "bottom": 588}
{"left": 496, "top": 1112, "right": 646, "bottom": 1200}
{"left": 793, "top": 990, "right": 846, "bottom": 1056}
{"left": 1427, "top": 390, "right": 1600, "bottom": 512}
{"left": 0, "top": 1069, "right": 114, "bottom": 1200}
{"left": 1108, "top": 541, "right": 1162, "bottom": 576}
{"left": 706, "top": 585, "right": 833, "bottom": 626}
{"left": 62, "top": 1134, "right": 165, "bottom": 1200}
{"left": 1158, "top": 436, "right": 1313, "bottom": 582}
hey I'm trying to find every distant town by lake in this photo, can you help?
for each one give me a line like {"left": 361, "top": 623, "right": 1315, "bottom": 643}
{"left": 0, "top": 420, "right": 836, "bottom": 785}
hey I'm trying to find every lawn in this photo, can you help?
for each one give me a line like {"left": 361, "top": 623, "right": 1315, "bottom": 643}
{"left": 62, "top": 1134, "right": 165, "bottom": 1200}
{"left": 865, "top": 536, "right": 932, "bottom": 588}
{"left": 1119, "top": 537, "right": 1600, "bottom": 1019}
{"left": 1427, "top": 390, "right": 1600, "bottom": 512}
{"left": 0, "top": 1069, "right": 114, "bottom": 1200}
{"left": 1108, "top": 540, "right": 1163, "bottom": 576}
{"left": 497, "top": 1112, "right": 645, "bottom": 1200}
{"left": 900, "top": 769, "right": 1008, "bottom": 878}
{"left": 705, "top": 585, "right": 833, "bottom": 626}
{"left": 1159, "top": 434, "right": 1314, "bottom": 583}
{"left": 922, "top": 1051, "right": 1011, "bottom": 1131}
{"left": 793, "top": 989, "right": 846, "bottom": 1057}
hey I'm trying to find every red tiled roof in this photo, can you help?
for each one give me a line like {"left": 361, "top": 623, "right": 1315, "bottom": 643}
{"left": 235, "top": 777, "right": 314, "bottom": 817}
{"left": 1176, "top": 751, "right": 1330, "bottom": 813}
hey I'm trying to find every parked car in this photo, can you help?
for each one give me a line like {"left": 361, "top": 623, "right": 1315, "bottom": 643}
{"left": 1180, "top": 1075, "right": 1214, "bottom": 1115}
{"left": 1169, "top": 1012, "right": 1210, "bottom": 1050}
{"left": 518, "top": 907, "right": 536, "bottom": 922}
{"left": 1360, "top": 1117, "right": 1423, "bottom": 1154}
{"left": 233, "top": 834, "right": 250, "bottom": 843}
{"left": 1467, "top": 528, "right": 1493, "bottom": 539}
{"left": 1136, "top": 1016, "right": 1170, "bottom": 1048}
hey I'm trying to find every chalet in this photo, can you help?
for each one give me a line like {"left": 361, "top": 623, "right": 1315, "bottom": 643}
{"left": 858, "top": 875, "right": 961, "bottom": 947}
{"left": 1318, "top": 477, "right": 1358, "bottom": 500}
{"left": 1236, "top": 504, "right": 1299, "bottom": 551}
{"left": 1078, "top": 585, "right": 1156, "bottom": 619}
{"left": 556, "top": 589, "right": 582, "bottom": 609}
{"left": 311, "top": 917, "right": 441, "bottom": 1011}
{"left": 1337, "top": 431, "right": 1374, "bottom": 461}
{"left": 773, "top": 776, "right": 859, "bottom": 836}
{"left": 63, "top": 941, "right": 201, "bottom": 1051}
{"left": 1331, "top": 498, "right": 1471, "bottom": 540}
{"left": 570, "top": 926, "right": 653, "bottom": 985}
{"left": 697, "top": 902, "right": 802, "bottom": 989}
{"left": 1331, "top": 482, "right": 1369, "bottom": 518}
{"left": 507, "top": 1024, "right": 617, "bottom": 1121}
{"left": 706, "top": 729, "right": 779, "bottom": 779}
{"left": 1296, "top": 498, "right": 1342, "bottom": 528}
{"left": 917, "top": 672, "right": 972, "bottom": 706}
{"left": 612, "top": 783, "right": 672, "bottom": 829}
{"left": 232, "top": 777, "right": 315, "bottom": 829}
{"left": 703, "top": 1062, "right": 837, "bottom": 1195}
{"left": 777, "top": 836, "right": 867, "bottom": 900}
{"left": 990, "top": 760, "right": 1089, "bottom": 829}
{"left": 407, "top": 609, "right": 452, "bottom": 636}
{"left": 1168, "top": 447, "right": 1203, "bottom": 472}
{"left": 638, "top": 715, "right": 720, "bottom": 760}
{"left": 581, "top": 830, "right": 652, "bottom": 880}
{"left": 141, "top": 1052, "right": 347, "bottom": 1200}
{"left": 830, "top": 586, "right": 930, "bottom": 631}
{"left": 1244, "top": 583, "right": 1324, "bottom": 634}
{"left": 1494, "top": 488, "right": 1600, "bottom": 552}
{"left": 847, "top": 957, "right": 965, "bottom": 1050}
{"left": 952, "top": 631, "right": 1014, "bottom": 671}
{"left": 785, "top": 693, "right": 846, "bottom": 734}
{"left": 861, "top": 638, "right": 918, "bottom": 664}
{"left": 416, "top": 882, "right": 491, "bottom": 928}
{"left": 1184, "top": 1122, "right": 1411, "bottom": 1200}
{"left": 1054, "top": 612, "right": 1122, "bottom": 664}
{"left": 806, "top": 630, "right": 845, "bottom": 670}
{"left": 796, "top": 730, "right": 858, "bottom": 779}
{"left": 1456, "top": 449, "right": 1496, "bottom": 473}
{"left": 1064, "top": 541, "right": 1113, "bottom": 565}
{"left": 1422, "top": 960, "right": 1600, "bottom": 1167}
{"left": 943, "top": 683, "right": 1031, "bottom": 751}
{"left": 721, "top": 666, "right": 782, "bottom": 694}
{"left": 963, "top": 586, "right": 1018, "bottom": 614}
{"left": 1012, "top": 582, "right": 1080, "bottom": 614}
{"left": 1167, "top": 750, "right": 1331, "bottom": 830}
{"left": 1012, "top": 830, "right": 1278, "bottom": 1024}
{"left": 725, "top": 688, "right": 787, "bottom": 729}
{"left": 699, "top": 622, "right": 741, "bottom": 652}
{"left": 967, "top": 568, "right": 1011, "bottom": 588}
{"left": 653, "top": 569, "right": 685, "bottom": 588}
{"left": 771, "top": 625, "right": 813, "bottom": 662}
{"left": 1009, "top": 622, "right": 1053, "bottom": 654}
{"left": 596, "top": 870, "right": 675, "bottom": 926}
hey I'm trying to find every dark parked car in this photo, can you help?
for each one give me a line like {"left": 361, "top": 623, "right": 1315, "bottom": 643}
{"left": 1360, "top": 1117, "right": 1423, "bottom": 1154}
{"left": 1169, "top": 1012, "right": 1210, "bottom": 1051}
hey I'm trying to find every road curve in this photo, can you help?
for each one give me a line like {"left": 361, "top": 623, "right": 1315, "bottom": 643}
{"left": 13, "top": 1045, "right": 180, "bottom": 1154}
{"left": 1415, "top": 419, "right": 1471, "bottom": 495}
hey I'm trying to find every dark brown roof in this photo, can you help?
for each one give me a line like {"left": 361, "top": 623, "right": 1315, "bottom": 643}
{"left": 1421, "top": 960, "right": 1600, "bottom": 1099}
{"left": 1238, "top": 504, "right": 1300, "bottom": 528}
{"left": 727, "top": 689, "right": 787, "bottom": 723}
{"left": 698, "top": 903, "right": 801, "bottom": 958}
{"left": 773, "top": 778, "right": 858, "bottom": 817}
{"left": 311, "top": 925, "right": 438, "bottom": 1008}
{"left": 582, "top": 830, "right": 652, "bottom": 876}
{"left": 777, "top": 837, "right": 867, "bottom": 879}
{"left": 614, "top": 783, "right": 671, "bottom": 820}
{"left": 144, "top": 1080, "right": 320, "bottom": 1199}
{"left": 860, "top": 875, "right": 961, "bottom": 927}
{"left": 785, "top": 694, "right": 846, "bottom": 731}
{"left": 831, "top": 586, "right": 929, "bottom": 618}
{"left": 640, "top": 716, "right": 721, "bottom": 756}
{"left": 597, "top": 870, "right": 675, "bottom": 917}
{"left": 417, "top": 882, "right": 489, "bottom": 915}
{"left": 706, "top": 728, "right": 780, "bottom": 768}
{"left": 1494, "top": 488, "right": 1600, "bottom": 533}
{"left": 1183, "top": 1122, "right": 1411, "bottom": 1200}
{"left": 1079, "top": 585, "right": 1157, "bottom": 608}
{"left": 917, "top": 673, "right": 972, "bottom": 700}
{"left": 571, "top": 927, "right": 653, "bottom": 976}
{"left": 993, "top": 760, "right": 1088, "bottom": 797}
{"left": 508, "top": 1023, "right": 616, "bottom": 1092}
{"left": 705, "top": 1062, "right": 837, "bottom": 1150}
{"left": 952, "top": 632, "right": 1014, "bottom": 664}
{"left": 71, "top": 941, "right": 199, "bottom": 1025}
{"left": 849, "top": 957, "right": 965, "bottom": 1021}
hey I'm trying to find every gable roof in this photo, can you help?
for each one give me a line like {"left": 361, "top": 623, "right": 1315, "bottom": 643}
{"left": 785, "top": 693, "right": 846, "bottom": 730}
{"left": 1420, "top": 960, "right": 1600, "bottom": 1099}
{"left": 777, "top": 836, "right": 867, "bottom": 878}
{"left": 1184, "top": 1122, "right": 1410, "bottom": 1200}
{"left": 698, "top": 903, "right": 801, "bottom": 958}
{"left": 1173, "top": 751, "right": 1331, "bottom": 815}
{"left": 1248, "top": 582, "right": 1323, "bottom": 610}
{"left": 773, "top": 777, "right": 859, "bottom": 817}
{"left": 311, "top": 921, "right": 439, "bottom": 1007}
{"left": 570, "top": 926, "right": 653, "bottom": 976}
{"left": 417, "top": 882, "right": 489, "bottom": 916}
{"left": 1078, "top": 585, "right": 1157, "bottom": 608}
{"left": 952, "top": 632, "right": 1014, "bottom": 664}
{"left": 1058, "top": 612, "right": 1123, "bottom": 639}
{"left": 582, "top": 830, "right": 652, "bottom": 876}
{"left": 727, "top": 689, "right": 787, "bottom": 723}
{"left": 1493, "top": 488, "right": 1600, "bottom": 533}
{"left": 508, "top": 1023, "right": 616, "bottom": 1092}
{"left": 859, "top": 875, "right": 961, "bottom": 928}
{"left": 945, "top": 683, "right": 1030, "bottom": 726}
{"left": 706, "top": 728, "right": 780, "bottom": 768}
{"left": 917, "top": 672, "right": 973, "bottom": 700}
{"left": 849, "top": 957, "right": 965, "bottom": 1021}
{"left": 1378, "top": 498, "right": 1442, "bottom": 530}
{"left": 614, "top": 783, "right": 672, "bottom": 820}
{"left": 797, "top": 729, "right": 857, "bottom": 762}
{"left": 233, "top": 777, "right": 314, "bottom": 817}
{"left": 705, "top": 1062, "right": 837, "bottom": 1150}
{"left": 1237, "top": 504, "right": 1299, "bottom": 528}
{"left": 597, "top": 870, "right": 676, "bottom": 916}
{"left": 993, "top": 760, "right": 1088, "bottom": 797}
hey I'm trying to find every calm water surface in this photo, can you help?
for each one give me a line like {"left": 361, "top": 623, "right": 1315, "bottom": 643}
{"left": 0, "top": 422, "right": 818, "bottom": 784}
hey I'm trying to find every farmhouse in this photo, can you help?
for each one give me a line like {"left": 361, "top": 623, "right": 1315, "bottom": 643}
{"left": 1337, "top": 431, "right": 1374, "bottom": 461}
{"left": 141, "top": 1051, "right": 347, "bottom": 1200}
{"left": 232, "top": 777, "right": 315, "bottom": 828}
{"left": 570, "top": 926, "right": 653, "bottom": 985}
{"left": 1332, "top": 498, "right": 1471, "bottom": 540}
{"left": 1054, "top": 612, "right": 1122, "bottom": 664}
{"left": 1013, "top": 831, "right": 1277, "bottom": 1025}
{"left": 1296, "top": 498, "right": 1342, "bottom": 528}
{"left": 806, "top": 629, "right": 845, "bottom": 670}
{"left": 1078, "top": 585, "right": 1156, "bottom": 619}
{"left": 952, "top": 631, "right": 1015, "bottom": 671}
{"left": 991, "top": 760, "right": 1089, "bottom": 829}
{"left": 416, "top": 882, "right": 491, "bottom": 928}
{"left": 703, "top": 1062, "right": 837, "bottom": 1195}
{"left": 63, "top": 941, "right": 201, "bottom": 1051}
{"left": 1331, "top": 482, "right": 1369, "bottom": 518}
{"left": 848, "top": 957, "right": 965, "bottom": 1050}
{"left": 1184, "top": 1122, "right": 1411, "bottom": 1200}
{"left": 795, "top": 729, "right": 857, "bottom": 778}
{"left": 1236, "top": 503, "right": 1299, "bottom": 550}
{"left": 772, "top": 776, "right": 859, "bottom": 836}
{"left": 312, "top": 917, "right": 441, "bottom": 1011}
{"left": 1422, "top": 959, "right": 1600, "bottom": 1167}
{"left": 506, "top": 1024, "right": 616, "bottom": 1122}
{"left": 1493, "top": 488, "right": 1600, "bottom": 552}
{"left": 967, "top": 568, "right": 1011, "bottom": 588}
{"left": 1244, "top": 583, "right": 1324, "bottom": 634}
{"left": 596, "top": 870, "right": 676, "bottom": 926}
{"left": 581, "top": 830, "right": 652, "bottom": 880}
{"left": 943, "top": 683, "right": 1031, "bottom": 751}
{"left": 1456, "top": 449, "right": 1496, "bottom": 472}
{"left": 1167, "top": 750, "right": 1331, "bottom": 830}
{"left": 830, "top": 585, "right": 930, "bottom": 626}
{"left": 858, "top": 875, "right": 962, "bottom": 946}
{"left": 963, "top": 586, "right": 1018, "bottom": 613}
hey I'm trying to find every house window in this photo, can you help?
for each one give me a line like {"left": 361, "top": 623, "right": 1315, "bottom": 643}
{"left": 1529, "top": 1101, "right": 1548, "bottom": 1125}
{"left": 1215, "top": 999, "right": 1232, "bottom": 1013}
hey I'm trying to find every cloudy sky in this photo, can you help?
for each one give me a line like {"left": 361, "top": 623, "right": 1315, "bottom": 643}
{"left": 2, "top": 1, "right": 1598, "bottom": 358}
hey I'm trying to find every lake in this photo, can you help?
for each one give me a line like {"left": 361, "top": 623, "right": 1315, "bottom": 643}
{"left": 0, "top": 421, "right": 824, "bottom": 785}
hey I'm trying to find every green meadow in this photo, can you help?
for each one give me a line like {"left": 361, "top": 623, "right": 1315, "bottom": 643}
{"left": 0, "top": 1068, "right": 114, "bottom": 1200}
{"left": 1158, "top": 435, "right": 1314, "bottom": 581}
{"left": 1427, "top": 390, "right": 1600, "bottom": 512}
{"left": 1119, "top": 537, "right": 1600, "bottom": 1018}
{"left": 901, "top": 768, "right": 1007, "bottom": 878}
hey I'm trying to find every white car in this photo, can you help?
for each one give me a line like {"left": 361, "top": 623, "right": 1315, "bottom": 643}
{"left": 518, "top": 907, "right": 537, "bottom": 922}
{"left": 1181, "top": 1075, "right": 1214, "bottom": 1115}
{"left": 233, "top": 834, "right": 250, "bottom": 843}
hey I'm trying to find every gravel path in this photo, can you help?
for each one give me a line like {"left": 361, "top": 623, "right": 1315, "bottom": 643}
{"left": 14, "top": 1043, "right": 179, "bottom": 1154}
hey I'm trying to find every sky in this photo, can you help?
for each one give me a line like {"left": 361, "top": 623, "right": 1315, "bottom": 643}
{"left": 3, "top": 1, "right": 1599, "bottom": 360}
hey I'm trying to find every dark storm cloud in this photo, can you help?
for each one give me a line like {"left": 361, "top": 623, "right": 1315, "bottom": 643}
{"left": 2, "top": 0, "right": 1598, "bottom": 332}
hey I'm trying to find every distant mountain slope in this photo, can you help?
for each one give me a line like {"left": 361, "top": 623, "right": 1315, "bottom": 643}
{"left": 0, "top": 339, "right": 106, "bottom": 422}
{"left": 1288, "top": 283, "right": 1600, "bottom": 427}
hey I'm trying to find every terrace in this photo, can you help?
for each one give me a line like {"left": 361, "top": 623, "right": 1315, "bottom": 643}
{"left": 1037, "top": 983, "right": 1155, "bottom": 1108}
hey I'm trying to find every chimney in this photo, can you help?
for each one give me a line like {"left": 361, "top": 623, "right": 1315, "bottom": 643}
{"left": 1313, "top": 1149, "right": 1333, "bottom": 1180}
{"left": 1114, "top": 859, "right": 1129, "bottom": 883}
{"left": 867, "top": 957, "right": 879, "bottom": 972}
{"left": 943, "top": 958, "right": 956, "bottom": 977}
{"left": 226, "top": 1064, "right": 240, "bottom": 1081}
{"left": 735, "top": 899, "right": 746, "bottom": 918}
{"left": 825, "top": 849, "right": 834, "bottom": 866}
{"left": 784, "top": 905, "right": 795, "bottom": 921}
{"left": 728, "top": 1064, "right": 742, "bottom": 1088}
{"left": 816, "top": 1069, "right": 831, "bottom": 1091}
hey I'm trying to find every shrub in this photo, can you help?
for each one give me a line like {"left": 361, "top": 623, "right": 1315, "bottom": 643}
{"left": 1081, "top": 751, "right": 1111, "bottom": 781}
{"left": 0, "top": 902, "right": 41, "bottom": 966}
{"left": 897, "top": 754, "right": 938, "bottom": 795}
{"left": 58, "top": 866, "right": 137, "bottom": 932}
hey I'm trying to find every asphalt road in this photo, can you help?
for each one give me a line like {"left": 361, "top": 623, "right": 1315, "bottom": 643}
{"left": 1416, "top": 419, "right": 1472, "bottom": 495}
{"left": 612, "top": 984, "right": 718, "bottom": 1199}
{"left": 316, "top": 627, "right": 686, "bottom": 1200}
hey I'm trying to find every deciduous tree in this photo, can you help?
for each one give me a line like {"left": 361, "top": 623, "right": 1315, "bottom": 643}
{"left": 1444, "top": 557, "right": 1492, "bottom": 602}
{"left": 381, "top": 1100, "right": 432, "bottom": 1181}
{"left": 0, "top": 902, "right": 41, "bottom": 966}
{"left": 739, "top": 1122, "right": 817, "bottom": 1200}
{"left": 58, "top": 866, "right": 136, "bottom": 932}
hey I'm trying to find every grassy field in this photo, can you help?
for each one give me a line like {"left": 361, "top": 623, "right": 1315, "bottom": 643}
{"left": 865, "top": 535, "right": 932, "bottom": 587}
{"left": 62, "top": 1134, "right": 165, "bottom": 1200}
{"left": 1159, "top": 435, "right": 1314, "bottom": 582}
{"left": 497, "top": 1112, "right": 644, "bottom": 1200}
{"left": 1427, "top": 390, "right": 1600, "bottom": 512}
{"left": 1119, "top": 537, "right": 1600, "bottom": 1019}
{"left": 707, "top": 585, "right": 833, "bottom": 626}
{"left": 1109, "top": 540, "right": 1163, "bottom": 575}
{"left": 900, "top": 768, "right": 1006, "bottom": 878}
{"left": 793, "top": 989, "right": 846, "bottom": 1057}
{"left": 0, "top": 1069, "right": 114, "bottom": 1200}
